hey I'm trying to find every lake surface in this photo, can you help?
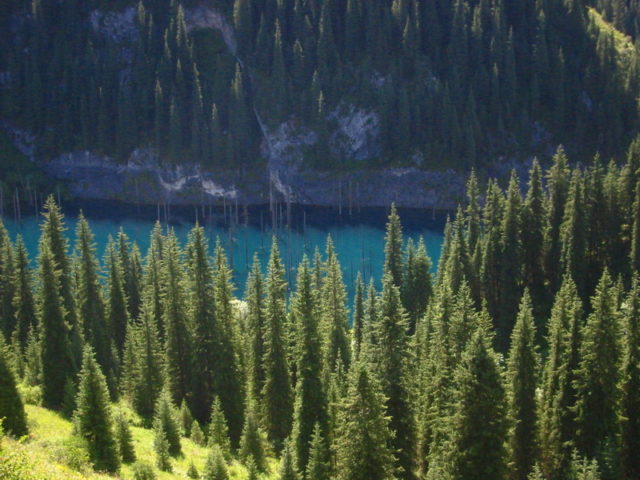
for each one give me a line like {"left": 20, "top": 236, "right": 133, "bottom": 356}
{"left": 1, "top": 201, "right": 445, "bottom": 300}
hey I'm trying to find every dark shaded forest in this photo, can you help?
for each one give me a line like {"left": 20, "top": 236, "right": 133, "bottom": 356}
{"left": 1, "top": 0, "right": 639, "bottom": 171}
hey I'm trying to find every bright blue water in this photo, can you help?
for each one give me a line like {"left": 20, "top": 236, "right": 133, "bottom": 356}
{"left": 1, "top": 203, "right": 444, "bottom": 300}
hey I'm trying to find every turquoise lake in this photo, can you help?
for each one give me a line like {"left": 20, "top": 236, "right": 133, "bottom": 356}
{"left": 1, "top": 202, "right": 445, "bottom": 299}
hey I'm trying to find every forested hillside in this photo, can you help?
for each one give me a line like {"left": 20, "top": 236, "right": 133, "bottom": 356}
{"left": 1, "top": 0, "right": 639, "bottom": 173}
{"left": 1, "top": 142, "right": 640, "bottom": 479}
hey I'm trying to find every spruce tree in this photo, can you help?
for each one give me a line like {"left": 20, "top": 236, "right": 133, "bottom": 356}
{"left": 191, "top": 420, "right": 206, "bottom": 446}
{"left": 326, "top": 356, "right": 349, "bottom": 449}
{"left": 186, "top": 225, "right": 217, "bottom": 424}
{"left": 180, "top": 399, "right": 193, "bottom": 437}
{"left": 0, "top": 337, "right": 28, "bottom": 437}
{"left": 154, "top": 388, "right": 182, "bottom": 457}
{"left": 202, "top": 444, "right": 229, "bottom": 480}
{"left": 118, "top": 230, "right": 142, "bottom": 322}
{"left": 245, "top": 254, "right": 266, "bottom": 407}
{"left": 383, "top": 203, "right": 404, "bottom": 287}
{"left": 115, "top": 411, "right": 136, "bottom": 463}
{"left": 447, "top": 281, "right": 479, "bottom": 361}
{"left": 620, "top": 277, "right": 640, "bottom": 480}
{"left": 105, "top": 239, "right": 129, "bottom": 356}
{"left": 506, "top": 290, "right": 539, "bottom": 480}
{"left": 538, "top": 276, "right": 583, "bottom": 480}
{"left": 245, "top": 457, "right": 260, "bottom": 480}
{"left": 239, "top": 405, "right": 267, "bottom": 472}
{"left": 520, "top": 160, "right": 547, "bottom": 324}
{"left": 212, "top": 242, "right": 244, "bottom": 445}
{"left": 39, "top": 196, "right": 81, "bottom": 370}
{"left": 278, "top": 441, "right": 300, "bottom": 480}
{"left": 544, "top": 147, "right": 570, "bottom": 293}
{"left": 130, "top": 304, "right": 165, "bottom": 420}
{"left": 497, "top": 171, "right": 522, "bottom": 351}
{"left": 234, "top": 0, "right": 253, "bottom": 57}
{"left": 466, "top": 169, "right": 481, "bottom": 252}
{"left": 416, "top": 283, "right": 460, "bottom": 477}
{"left": 75, "top": 215, "right": 112, "bottom": 380}
{"left": 402, "top": 237, "right": 432, "bottom": 334}
{"left": 320, "top": 237, "right": 351, "bottom": 374}
{"left": 208, "top": 396, "right": 231, "bottom": 458}
{"left": 334, "top": 362, "right": 397, "bottom": 480}
{"left": 352, "top": 272, "right": 365, "bottom": 358}
{"left": 360, "top": 279, "right": 379, "bottom": 362}
{"left": 74, "top": 346, "right": 120, "bottom": 473}
{"left": 290, "top": 256, "right": 326, "bottom": 471}
{"left": 154, "top": 427, "right": 172, "bottom": 472}
{"left": 373, "top": 273, "right": 415, "bottom": 480}
{"left": 23, "top": 325, "right": 42, "bottom": 387}
{"left": 449, "top": 330, "right": 508, "bottom": 480}
{"left": 0, "top": 219, "right": 15, "bottom": 340}
{"left": 573, "top": 270, "right": 620, "bottom": 478}
{"left": 11, "top": 236, "right": 36, "bottom": 349}
{"left": 120, "top": 320, "right": 138, "bottom": 399}
{"left": 262, "top": 238, "right": 293, "bottom": 450}
{"left": 440, "top": 210, "right": 473, "bottom": 297}
{"left": 629, "top": 179, "right": 640, "bottom": 274}
{"left": 38, "top": 244, "right": 74, "bottom": 410}
{"left": 306, "top": 423, "right": 330, "bottom": 480}
{"left": 162, "top": 231, "right": 191, "bottom": 403}
{"left": 143, "top": 222, "right": 165, "bottom": 338}
{"left": 559, "top": 171, "right": 587, "bottom": 299}
{"left": 570, "top": 453, "right": 602, "bottom": 480}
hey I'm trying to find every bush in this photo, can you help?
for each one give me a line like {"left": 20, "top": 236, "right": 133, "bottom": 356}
{"left": 0, "top": 448, "right": 41, "bottom": 480}
{"left": 187, "top": 460, "right": 200, "bottom": 478}
{"left": 17, "top": 384, "right": 41, "bottom": 406}
{"left": 132, "top": 461, "right": 157, "bottom": 480}
{"left": 51, "top": 436, "right": 91, "bottom": 473}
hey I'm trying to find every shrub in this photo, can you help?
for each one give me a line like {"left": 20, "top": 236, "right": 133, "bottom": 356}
{"left": 132, "top": 461, "right": 157, "bottom": 480}
{"left": 51, "top": 436, "right": 91, "bottom": 473}
{"left": 0, "top": 449, "right": 40, "bottom": 480}
{"left": 187, "top": 460, "right": 200, "bottom": 478}
{"left": 17, "top": 384, "right": 41, "bottom": 406}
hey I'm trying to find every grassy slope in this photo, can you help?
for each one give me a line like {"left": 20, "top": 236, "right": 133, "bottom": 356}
{"left": 588, "top": 7, "right": 636, "bottom": 58}
{"left": 1, "top": 404, "right": 276, "bottom": 480}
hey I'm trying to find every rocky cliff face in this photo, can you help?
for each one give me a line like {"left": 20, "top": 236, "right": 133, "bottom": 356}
{"left": 32, "top": 143, "right": 465, "bottom": 210}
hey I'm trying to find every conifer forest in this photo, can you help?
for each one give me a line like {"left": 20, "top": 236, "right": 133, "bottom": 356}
{"left": 0, "top": 0, "right": 640, "bottom": 172}
{"left": 1, "top": 144, "right": 640, "bottom": 479}
{"left": 1, "top": 0, "right": 640, "bottom": 480}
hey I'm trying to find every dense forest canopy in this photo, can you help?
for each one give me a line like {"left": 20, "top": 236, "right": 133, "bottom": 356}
{"left": 1, "top": 142, "right": 640, "bottom": 479}
{"left": 1, "top": 0, "right": 639, "bottom": 172}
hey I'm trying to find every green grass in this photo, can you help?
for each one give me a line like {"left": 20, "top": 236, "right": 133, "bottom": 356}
{"left": 588, "top": 7, "right": 636, "bottom": 59}
{"left": 1, "top": 403, "right": 277, "bottom": 480}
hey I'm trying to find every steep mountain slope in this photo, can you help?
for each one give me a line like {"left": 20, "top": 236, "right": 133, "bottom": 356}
{"left": 0, "top": 0, "right": 639, "bottom": 206}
